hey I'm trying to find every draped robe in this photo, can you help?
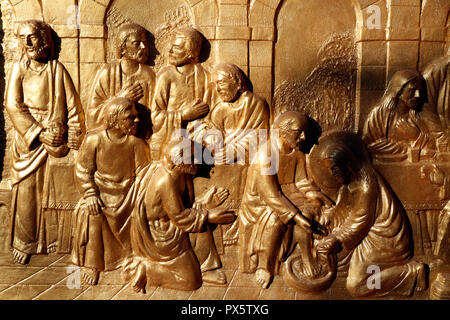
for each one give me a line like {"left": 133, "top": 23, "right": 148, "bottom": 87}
{"left": 5, "top": 59, "right": 84, "bottom": 254}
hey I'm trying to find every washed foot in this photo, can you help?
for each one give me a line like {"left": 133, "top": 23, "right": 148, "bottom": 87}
{"left": 202, "top": 269, "right": 227, "bottom": 285}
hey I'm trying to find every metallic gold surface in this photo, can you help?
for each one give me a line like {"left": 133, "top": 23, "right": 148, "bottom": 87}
{"left": 0, "top": 0, "right": 448, "bottom": 300}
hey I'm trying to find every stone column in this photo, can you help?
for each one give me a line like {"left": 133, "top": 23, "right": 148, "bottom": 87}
{"left": 78, "top": 0, "right": 109, "bottom": 109}
{"left": 214, "top": 0, "right": 250, "bottom": 76}
{"left": 419, "top": 0, "right": 449, "bottom": 71}
{"left": 355, "top": 0, "right": 388, "bottom": 132}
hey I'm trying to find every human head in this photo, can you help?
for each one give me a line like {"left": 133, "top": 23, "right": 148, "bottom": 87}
{"left": 162, "top": 137, "right": 198, "bottom": 175}
{"left": 16, "top": 20, "right": 54, "bottom": 63}
{"left": 382, "top": 70, "right": 424, "bottom": 111}
{"left": 168, "top": 27, "right": 203, "bottom": 66}
{"left": 103, "top": 97, "right": 139, "bottom": 136}
{"left": 116, "top": 23, "right": 149, "bottom": 63}
{"left": 272, "top": 111, "right": 309, "bottom": 151}
{"left": 212, "top": 63, "right": 248, "bottom": 102}
{"left": 308, "top": 131, "right": 370, "bottom": 189}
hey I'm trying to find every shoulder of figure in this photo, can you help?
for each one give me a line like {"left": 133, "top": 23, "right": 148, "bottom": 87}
{"left": 9, "top": 60, "right": 23, "bottom": 75}
{"left": 83, "top": 129, "right": 104, "bottom": 146}
{"left": 129, "top": 135, "right": 148, "bottom": 147}
{"left": 157, "top": 65, "right": 175, "bottom": 78}
{"left": 140, "top": 64, "right": 156, "bottom": 78}
{"left": 244, "top": 91, "right": 268, "bottom": 109}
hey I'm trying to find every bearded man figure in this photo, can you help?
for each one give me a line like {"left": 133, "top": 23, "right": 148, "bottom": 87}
{"left": 122, "top": 139, "right": 234, "bottom": 292}
{"left": 87, "top": 23, "right": 155, "bottom": 141}
{"left": 5, "top": 20, "right": 84, "bottom": 264}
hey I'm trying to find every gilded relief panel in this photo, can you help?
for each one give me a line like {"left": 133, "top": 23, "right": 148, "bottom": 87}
{"left": 0, "top": 0, "right": 448, "bottom": 302}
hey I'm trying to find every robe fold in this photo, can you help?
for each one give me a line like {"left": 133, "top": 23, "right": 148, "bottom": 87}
{"left": 332, "top": 167, "right": 423, "bottom": 297}
{"left": 5, "top": 59, "right": 84, "bottom": 254}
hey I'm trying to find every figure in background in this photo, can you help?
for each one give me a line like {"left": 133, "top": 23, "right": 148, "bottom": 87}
{"left": 192, "top": 62, "right": 271, "bottom": 246}
{"left": 239, "top": 111, "right": 323, "bottom": 288}
{"left": 86, "top": 23, "right": 155, "bottom": 141}
{"left": 122, "top": 139, "right": 235, "bottom": 292}
{"left": 72, "top": 97, "right": 150, "bottom": 285}
{"left": 363, "top": 70, "right": 444, "bottom": 162}
{"left": 423, "top": 51, "right": 450, "bottom": 133}
{"left": 151, "top": 27, "right": 226, "bottom": 285}
{"left": 5, "top": 20, "right": 84, "bottom": 263}
{"left": 309, "top": 131, "right": 426, "bottom": 298}
{"left": 150, "top": 26, "right": 210, "bottom": 161}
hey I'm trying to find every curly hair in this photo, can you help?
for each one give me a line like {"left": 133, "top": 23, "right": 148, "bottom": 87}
{"left": 16, "top": 20, "right": 54, "bottom": 64}
{"left": 103, "top": 97, "right": 134, "bottom": 129}
{"left": 116, "top": 23, "right": 147, "bottom": 59}
{"left": 172, "top": 27, "right": 203, "bottom": 63}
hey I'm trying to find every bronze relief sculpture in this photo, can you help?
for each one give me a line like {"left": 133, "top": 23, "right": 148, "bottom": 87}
{"left": 0, "top": 0, "right": 448, "bottom": 301}
{"left": 5, "top": 20, "right": 84, "bottom": 264}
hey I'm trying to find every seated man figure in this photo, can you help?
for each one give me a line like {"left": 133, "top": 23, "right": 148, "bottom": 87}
{"left": 71, "top": 97, "right": 150, "bottom": 285}
{"left": 192, "top": 62, "right": 271, "bottom": 246}
{"left": 122, "top": 139, "right": 235, "bottom": 292}
{"left": 239, "top": 111, "right": 322, "bottom": 288}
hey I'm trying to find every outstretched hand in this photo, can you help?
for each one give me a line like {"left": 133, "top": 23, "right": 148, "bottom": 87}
{"left": 203, "top": 186, "right": 229, "bottom": 210}
{"left": 316, "top": 235, "right": 341, "bottom": 257}
{"left": 207, "top": 207, "right": 236, "bottom": 225}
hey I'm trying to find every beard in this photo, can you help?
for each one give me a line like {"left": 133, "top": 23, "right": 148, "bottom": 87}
{"left": 217, "top": 90, "right": 239, "bottom": 103}
{"left": 126, "top": 50, "right": 148, "bottom": 64}
{"left": 169, "top": 53, "right": 192, "bottom": 67}
{"left": 25, "top": 45, "right": 47, "bottom": 61}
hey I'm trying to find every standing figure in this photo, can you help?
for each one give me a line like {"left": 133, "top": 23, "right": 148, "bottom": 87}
{"left": 122, "top": 139, "right": 235, "bottom": 292}
{"left": 72, "top": 97, "right": 150, "bottom": 285}
{"left": 87, "top": 23, "right": 155, "bottom": 140}
{"left": 151, "top": 27, "right": 226, "bottom": 284}
{"left": 363, "top": 70, "right": 443, "bottom": 161}
{"left": 239, "top": 111, "right": 320, "bottom": 288}
{"left": 150, "top": 26, "right": 210, "bottom": 160}
{"left": 5, "top": 20, "right": 84, "bottom": 264}
{"left": 309, "top": 131, "right": 426, "bottom": 298}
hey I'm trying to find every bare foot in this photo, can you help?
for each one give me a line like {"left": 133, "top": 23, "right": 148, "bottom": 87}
{"left": 12, "top": 248, "right": 29, "bottom": 264}
{"left": 415, "top": 262, "right": 427, "bottom": 292}
{"left": 301, "top": 260, "right": 322, "bottom": 278}
{"left": 202, "top": 269, "right": 227, "bottom": 285}
{"left": 81, "top": 267, "right": 99, "bottom": 285}
{"left": 255, "top": 268, "right": 272, "bottom": 289}
{"left": 131, "top": 263, "right": 147, "bottom": 294}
